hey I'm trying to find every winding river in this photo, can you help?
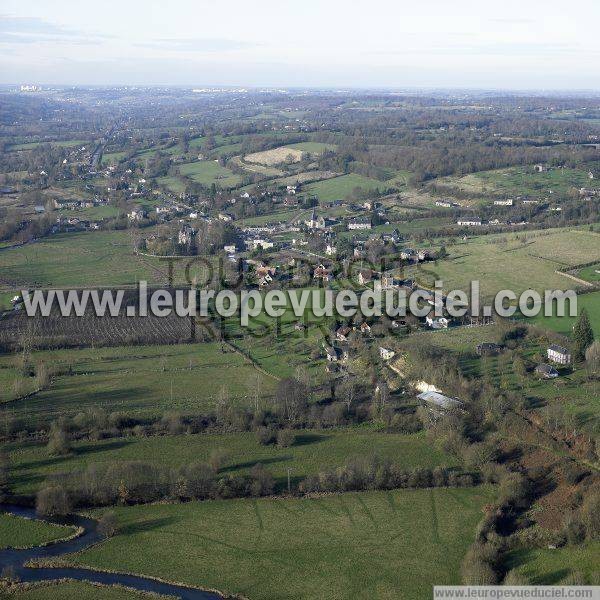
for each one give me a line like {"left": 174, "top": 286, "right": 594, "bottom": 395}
{"left": 0, "top": 504, "right": 222, "bottom": 600}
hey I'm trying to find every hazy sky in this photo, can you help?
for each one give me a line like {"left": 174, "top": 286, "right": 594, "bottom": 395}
{"left": 2, "top": 0, "right": 600, "bottom": 90}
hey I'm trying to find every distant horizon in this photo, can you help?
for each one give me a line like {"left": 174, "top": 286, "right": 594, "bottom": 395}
{"left": 2, "top": 0, "right": 600, "bottom": 90}
{"left": 4, "top": 83, "right": 600, "bottom": 96}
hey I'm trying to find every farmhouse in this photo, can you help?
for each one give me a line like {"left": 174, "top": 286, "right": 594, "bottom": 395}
{"left": 425, "top": 315, "right": 449, "bottom": 329}
{"left": 178, "top": 224, "right": 196, "bottom": 245}
{"left": 547, "top": 344, "right": 572, "bottom": 365}
{"left": 357, "top": 269, "right": 373, "bottom": 285}
{"left": 379, "top": 347, "right": 396, "bottom": 361}
{"left": 336, "top": 325, "right": 352, "bottom": 342}
{"left": 245, "top": 238, "right": 275, "bottom": 251}
{"left": 535, "top": 363, "right": 559, "bottom": 379}
{"left": 457, "top": 218, "right": 483, "bottom": 226}
{"left": 380, "top": 273, "right": 401, "bottom": 289}
{"left": 313, "top": 264, "right": 333, "bottom": 282}
{"left": 359, "top": 322, "right": 372, "bottom": 335}
{"left": 218, "top": 212, "right": 234, "bottom": 222}
{"left": 348, "top": 216, "right": 372, "bottom": 230}
{"left": 494, "top": 199, "right": 514, "bottom": 206}
{"left": 224, "top": 244, "right": 237, "bottom": 254}
{"left": 325, "top": 345, "right": 347, "bottom": 363}
{"left": 127, "top": 209, "right": 147, "bottom": 221}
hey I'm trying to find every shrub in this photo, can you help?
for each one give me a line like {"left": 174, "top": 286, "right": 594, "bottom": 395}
{"left": 47, "top": 422, "right": 71, "bottom": 457}
{"left": 36, "top": 484, "right": 72, "bottom": 517}
{"left": 256, "top": 426, "right": 277, "bottom": 446}
{"left": 276, "top": 429, "right": 296, "bottom": 448}
{"left": 97, "top": 511, "right": 118, "bottom": 537}
{"left": 461, "top": 559, "right": 498, "bottom": 585}
{"left": 503, "top": 569, "right": 529, "bottom": 585}
{"left": 580, "top": 491, "right": 600, "bottom": 540}
{"left": 249, "top": 464, "right": 275, "bottom": 496}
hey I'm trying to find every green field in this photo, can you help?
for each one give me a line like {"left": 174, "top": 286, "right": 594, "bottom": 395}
{"left": 8, "top": 429, "right": 456, "bottom": 495}
{"left": 101, "top": 151, "right": 128, "bottom": 165}
{"left": 8, "top": 140, "right": 88, "bottom": 151}
{"left": 178, "top": 160, "right": 242, "bottom": 188}
{"left": 7, "top": 581, "right": 161, "bottom": 600}
{"left": 528, "top": 290, "right": 600, "bottom": 337}
{"left": 0, "top": 512, "right": 74, "bottom": 548}
{"left": 156, "top": 175, "right": 187, "bottom": 194}
{"left": 434, "top": 165, "right": 600, "bottom": 198}
{"left": 576, "top": 263, "right": 600, "bottom": 283}
{"left": 506, "top": 542, "right": 600, "bottom": 584}
{"left": 2, "top": 342, "right": 276, "bottom": 424}
{"left": 0, "top": 230, "right": 189, "bottom": 288}
{"left": 417, "top": 227, "right": 600, "bottom": 296}
{"left": 66, "top": 487, "right": 493, "bottom": 600}
{"left": 306, "top": 174, "right": 385, "bottom": 202}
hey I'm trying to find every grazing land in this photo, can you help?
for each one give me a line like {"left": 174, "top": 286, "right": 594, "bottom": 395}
{"left": 1, "top": 343, "right": 277, "bottom": 423}
{"left": 7, "top": 581, "right": 164, "bottom": 600}
{"left": 8, "top": 429, "right": 456, "bottom": 495}
{"left": 306, "top": 173, "right": 386, "bottom": 201}
{"left": 67, "top": 487, "right": 493, "bottom": 600}
{"left": 433, "top": 164, "right": 600, "bottom": 199}
{"left": 505, "top": 542, "right": 600, "bottom": 585}
{"left": 0, "top": 513, "right": 74, "bottom": 549}
{"left": 417, "top": 228, "right": 600, "bottom": 296}
{"left": 178, "top": 160, "right": 243, "bottom": 188}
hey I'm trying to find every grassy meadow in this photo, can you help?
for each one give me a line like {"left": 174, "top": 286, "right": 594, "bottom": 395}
{"left": 6, "top": 581, "right": 163, "bottom": 600}
{"left": 306, "top": 174, "right": 385, "bottom": 202}
{"left": 1, "top": 342, "right": 277, "bottom": 424}
{"left": 417, "top": 227, "right": 600, "bottom": 296}
{"left": 7, "top": 429, "right": 457, "bottom": 496}
{"left": 0, "top": 513, "right": 74, "bottom": 549}
{"left": 178, "top": 160, "right": 242, "bottom": 188}
{"left": 67, "top": 486, "right": 493, "bottom": 600}
{"left": 434, "top": 165, "right": 600, "bottom": 199}
{"left": 505, "top": 542, "right": 600, "bottom": 585}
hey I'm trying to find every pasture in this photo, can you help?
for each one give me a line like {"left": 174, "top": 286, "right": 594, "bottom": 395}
{"left": 505, "top": 542, "right": 600, "bottom": 584}
{"left": 417, "top": 227, "right": 600, "bottom": 296}
{"left": 7, "top": 429, "right": 457, "bottom": 496}
{"left": 576, "top": 263, "right": 600, "bottom": 283}
{"left": 8, "top": 140, "right": 88, "bottom": 151}
{"left": 0, "top": 230, "right": 213, "bottom": 289}
{"left": 433, "top": 164, "right": 600, "bottom": 198}
{"left": 7, "top": 581, "right": 158, "bottom": 600}
{"left": 178, "top": 160, "right": 242, "bottom": 188}
{"left": 528, "top": 290, "right": 600, "bottom": 337}
{"left": 1, "top": 342, "right": 276, "bottom": 424}
{"left": 0, "top": 513, "right": 74, "bottom": 549}
{"left": 306, "top": 173, "right": 384, "bottom": 202}
{"left": 69, "top": 486, "right": 493, "bottom": 600}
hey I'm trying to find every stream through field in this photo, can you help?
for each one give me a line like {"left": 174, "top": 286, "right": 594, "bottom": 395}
{"left": 0, "top": 504, "right": 222, "bottom": 599}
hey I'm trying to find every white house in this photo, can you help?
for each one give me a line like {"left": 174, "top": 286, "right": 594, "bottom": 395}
{"left": 426, "top": 316, "right": 450, "bottom": 329}
{"left": 457, "top": 218, "right": 483, "bottom": 226}
{"left": 379, "top": 347, "right": 396, "bottom": 361}
{"left": 547, "top": 345, "right": 571, "bottom": 365}
{"left": 348, "top": 216, "right": 372, "bottom": 230}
